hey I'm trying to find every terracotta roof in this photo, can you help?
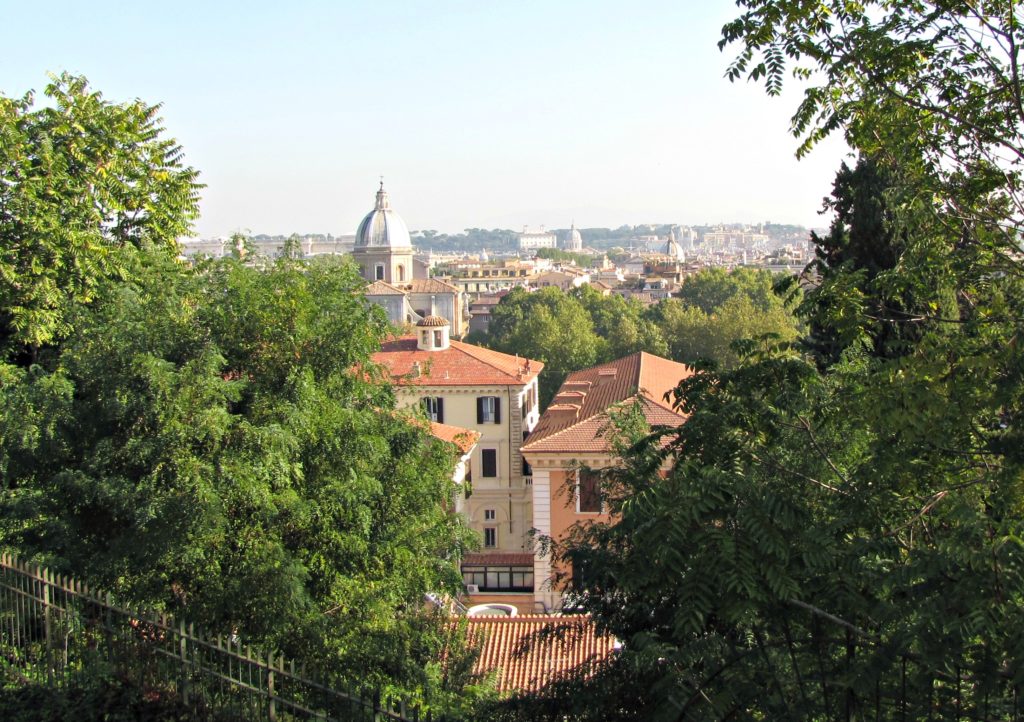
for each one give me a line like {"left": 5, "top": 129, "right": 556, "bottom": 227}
{"left": 364, "top": 280, "right": 406, "bottom": 296}
{"left": 372, "top": 336, "right": 543, "bottom": 387}
{"left": 400, "top": 278, "right": 459, "bottom": 293}
{"left": 468, "top": 615, "right": 615, "bottom": 694}
{"left": 522, "top": 352, "right": 692, "bottom": 454}
{"left": 417, "top": 315, "right": 449, "bottom": 327}
{"left": 429, "top": 421, "right": 480, "bottom": 455}
{"left": 462, "top": 552, "right": 534, "bottom": 566}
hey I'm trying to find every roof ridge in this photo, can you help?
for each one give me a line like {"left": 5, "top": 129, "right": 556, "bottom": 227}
{"left": 449, "top": 340, "right": 538, "bottom": 379}
{"left": 521, "top": 409, "right": 612, "bottom": 451}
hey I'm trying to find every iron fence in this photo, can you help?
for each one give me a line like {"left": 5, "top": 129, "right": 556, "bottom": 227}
{"left": 0, "top": 553, "right": 440, "bottom": 721}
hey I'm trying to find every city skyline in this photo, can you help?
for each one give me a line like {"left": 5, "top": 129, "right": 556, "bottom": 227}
{"left": 2, "top": 1, "right": 851, "bottom": 238}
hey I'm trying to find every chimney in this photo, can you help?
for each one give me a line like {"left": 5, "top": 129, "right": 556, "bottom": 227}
{"left": 547, "top": 403, "right": 581, "bottom": 422}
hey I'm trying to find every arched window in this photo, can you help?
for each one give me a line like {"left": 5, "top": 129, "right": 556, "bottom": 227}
{"left": 397, "top": 264, "right": 405, "bottom": 281}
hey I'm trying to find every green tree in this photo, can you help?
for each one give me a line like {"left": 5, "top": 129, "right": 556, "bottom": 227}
{"left": 647, "top": 267, "right": 800, "bottom": 369}
{"left": 674, "top": 266, "right": 785, "bottom": 315}
{"left": 655, "top": 294, "right": 796, "bottom": 369}
{"left": 720, "top": 0, "right": 1023, "bottom": 253}
{"left": 504, "top": 4, "right": 1024, "bottom": 710}
{"left": 0, "top": 74, "right": 201, "bottom": 362}
{"left": 1, "top": 247, "right": 479, "bottom": 708}
{"left": 486, "top": 287, "right": 603, "bottom": 406}
{"left": 573, "top": 285, "right": 670, "bottom": 360}
{"left": 280, "top": 233, "right": 305, "bottom": 260}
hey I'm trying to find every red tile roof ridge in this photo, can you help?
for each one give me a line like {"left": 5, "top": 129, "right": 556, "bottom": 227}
{"left": 372, "top": 336, "right": 544, "bottom": 386}
{"left": 522, "top": 395, "right": 684, "bottom": 453}
{"left": 522, "top": 352, "right": 691, "bottom": 450}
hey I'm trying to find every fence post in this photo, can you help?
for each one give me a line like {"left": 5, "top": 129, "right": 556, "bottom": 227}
{"left": 179, "top": 619, "right": 190, "bottom": 705}
{"left": 267, "top": 650, "right": 277, "bottom": 722}
{"left": 43, "top": 566, "right": 53, "bottom": 686}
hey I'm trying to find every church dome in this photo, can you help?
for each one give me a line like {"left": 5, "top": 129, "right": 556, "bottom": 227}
{"left": 564, "top": 222, "right": 583, "bottom": 250}
{"left": 355, "top": 182, "right": 412, "bottom": 249}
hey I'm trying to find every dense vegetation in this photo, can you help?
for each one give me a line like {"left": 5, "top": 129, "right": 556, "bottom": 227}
{"left": 0, "top": 75, "right": 480, "bottom": 711}
{"left": 475, "top": 269, "right": 800, "bottom": 406}
{"left": 494, "top": 1, "right": 1024, "bottom": 719}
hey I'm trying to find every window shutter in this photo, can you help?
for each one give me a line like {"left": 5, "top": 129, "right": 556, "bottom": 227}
{"left": 477, "top": 397, "right": 484, "bottom": 424}
{"left": 437, "top": 397, "right": 444, "bottom": 424}
{"left": 494, "top": 397, "right": 501, "bottom": 424}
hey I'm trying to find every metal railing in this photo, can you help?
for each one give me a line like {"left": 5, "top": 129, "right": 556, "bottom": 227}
{"left": 0, "top": 553, "right": 441, "bottom": 721}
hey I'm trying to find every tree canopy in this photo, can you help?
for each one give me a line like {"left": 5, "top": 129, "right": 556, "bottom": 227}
{"left": 0, "top": 76, "right": 481, "bottom": 710}
{"left": 0, "top": 73, "right": 201, "bottom": 362}
{"left": 493, "top": 3, "right": 1024, "bottom": 718}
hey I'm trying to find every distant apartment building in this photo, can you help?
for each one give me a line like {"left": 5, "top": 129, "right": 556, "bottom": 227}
{"left": 445, "top": 260, "right": 537, "bottom": 294}
{"left": 467, "top": 293, "right": 504, "bottom": 335}
{"left": 535, "top": 269, "right": 590, "bottom": 291}
{"left": 518, "top": 226, "right": 557, "bottom": 251}
{"left": 702, "top": 226, "right": 770, "bottom": 251}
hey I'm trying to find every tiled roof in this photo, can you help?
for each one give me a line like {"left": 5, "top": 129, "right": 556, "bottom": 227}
{"left": 401, "top": 278, "right": 459, "bottom": 293}
{"left": 462, "top": 552, "right": 534, "bottom": 566}
{"left": 364, "top": 280, "right": 406, "bottom": 296}
{"left": 522, "top": 352, "right": 692, "bottom": 454}
{"left": 522, "top": 396, "right": 684, "bottom": 453}
{"left": 372, "top": 336, "right": 543, "bottom": 387}
{"left": 429, "top": 421, "right": 480, "bottom": 455}
{"left": 468, "top": 615, "right": 615, "bottom": 694}
{"left": 417, "top": 315, "right": 449, "bottom": 327}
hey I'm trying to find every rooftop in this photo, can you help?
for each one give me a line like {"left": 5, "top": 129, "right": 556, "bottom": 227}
{"left": 467, "top": 615, "right": 615, "bottom": 694}
{"left": 373, "top": 336, "right": 543, "bottom": 387}
{"left": 429, "top": 421, "right": 481, "bottom": 456}
{"left": 522, "top": 351, "right": 692, "bottom": 454}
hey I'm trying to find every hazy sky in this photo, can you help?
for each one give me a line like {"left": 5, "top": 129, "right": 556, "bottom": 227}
{"left": 3, "top": 0, "right": 851, "bottom": 237}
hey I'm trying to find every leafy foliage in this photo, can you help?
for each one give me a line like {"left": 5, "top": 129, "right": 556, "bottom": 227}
{"left": 0, "top": 74, "right": 201, "bottom": 361}
{"left": 515, "top": 7, "right": 1024, "bottom": 710}
{"left": 0, "top": 255, "right": 479, "bottom": 704}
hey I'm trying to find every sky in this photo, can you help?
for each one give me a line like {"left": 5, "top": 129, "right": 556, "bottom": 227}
{"left": 2, "top": 0, "right": 851, "bottom": 238}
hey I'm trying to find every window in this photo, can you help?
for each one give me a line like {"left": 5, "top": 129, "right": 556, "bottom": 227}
{"left": 375, "top": 264, "right": 385, "bottom": 281}
{"left": 433, "top": 329, "right": 443, "bottom": 346}
{"left": 577, "top": 469, "right": 602, "bottom": 513}
{"left": 462, "top": 564, "right": 533, "bottom": 592}
{"left": 571, "top": 557, "right": 591, "bottom": 592}
{"left": 477, "top": 396, "right": 501, "bottom": 424}
{"left": 397, "top": 264, "right": 405, "bottom": 281}
{"left": 483, "top": 527, "right": 497, "bottom": 548}
{"left": 484, "top": 509, "right": 496, "bottom": 521}
{"left": 521, "top": 432, "right": 532, "bottom": 476}
{"left": 422, "top": 397, "right": 444, "bottom": 423}
{"left": 481, "top": 449, "right": 498, "bottom": 478}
